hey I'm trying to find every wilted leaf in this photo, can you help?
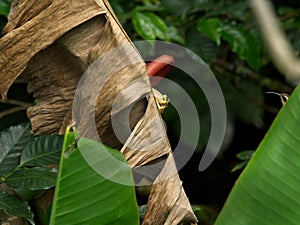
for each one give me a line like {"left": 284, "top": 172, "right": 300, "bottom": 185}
{"left": 0, "top": 0, "right": 106, "bottom": 99}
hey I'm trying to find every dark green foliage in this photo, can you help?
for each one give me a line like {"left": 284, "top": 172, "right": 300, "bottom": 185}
{"left": 0, "top": 192, "right": 34, "bottom": 224}
{"left": 1, "top": 132, "right": 63, "bottom": 190}
{"left": 0, "top": 123, "right": 33, "bottom": 176}
{"left": 0, "top": 124, "right": 63, "bottom": 223}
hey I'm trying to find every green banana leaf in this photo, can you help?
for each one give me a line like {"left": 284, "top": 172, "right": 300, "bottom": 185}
{"left": 50, "top": 126, "right": 139, "bottom": 225}
{"left": 215, "top": 85, "right": 300, "bottom": 224}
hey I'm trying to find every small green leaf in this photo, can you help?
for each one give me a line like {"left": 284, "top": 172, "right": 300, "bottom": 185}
{"left": 236, "top": 150, "right": 254, "bottom": 161}
{"left": 231, "top": 161, "right": 248, "bottom": 173}
{"left": 132, "top": 11, "right": 169, "bottom": 41}
{"left": 221, "top": 24, "right": 262, "bottom": 70}
{"left": 6, "top": 167, "right": 57, "bottom": 190}
{"left": 197, "top": 18, "right": 222, "bottom": 45}
{"left": 0, "top": 192, "right": 34, "bottom": 224}
{"left": 20, "top": 134, "right": 63, "bottom": 167}
{"left": 0, "top": 123, "right": 33, "bottom": 177}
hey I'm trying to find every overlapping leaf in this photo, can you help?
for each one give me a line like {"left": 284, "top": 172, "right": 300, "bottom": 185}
{"left": 50, "top": 127, "right": 139, "bottom": 225}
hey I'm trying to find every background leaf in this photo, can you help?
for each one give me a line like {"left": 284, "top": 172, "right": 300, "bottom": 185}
{"left": 197, "top": 17, "right": 222, "bottom": 45}
{"left": 0, "top": 192, "right": 34, "bottom": 224}
{"left": 185, "top": 26, "right": 218, "bottom": 63}
{"left": 221, "top": 24, "right": 262, "bottom": 70}
{"left": 50, "top": 133, "right": 139, "bottom": 225}
{"left": 215, "top": 85, "right": 300, "bottom": 224}
{"left": 20, "top": 134, "right": 63, "bottom": 167}
{"left": 0, "top": 123, "right": 33, "bottom": 177}
{"left": 236, "top": 150, "right": 254, "bottom": 161}
{"left": 132, "top": 11, "right": 169, "bottom": 40}
{"left": 5, "top": 167, "right": 57, "bottom": 190}
{"left": 218, "top": 76, "right": 264, "bottom": 127}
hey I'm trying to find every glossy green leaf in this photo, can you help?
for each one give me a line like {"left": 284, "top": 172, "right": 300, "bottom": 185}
{"left": 50, "top": 128, "right": 138, "bottom": 225}
{"left": 132, "top": 11, "right": 155, "bottom": 40}
{"left": 20, "top": 134, "right": 63, "bottom": 167}
{"left": 6, "top": 167, "right": 57, "bottom": 190}
{"left": 132, "top": 11, "right": 169, "bottom": 41}
{"left": 215, "top": 85, "right": 300, "bottom": 224}
{"left": 221, "top": 24, "right": 261, "bottom": 70}
{"left": 0, "top": 192, "right": 34, "bottom": 224}
{"left": 197, "top": 17, "right": 222, "bottom": 45}
{"left": 0, "top": 123, "right": 33, "bottom": 177}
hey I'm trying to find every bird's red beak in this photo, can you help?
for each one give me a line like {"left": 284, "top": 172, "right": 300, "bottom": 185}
{"left": 147, "top": 55, "right": 174, "bottom": 86}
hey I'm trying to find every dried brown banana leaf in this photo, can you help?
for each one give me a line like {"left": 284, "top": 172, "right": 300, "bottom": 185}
{"left": 0, "top": 0, "right": 197, "bottom": 224}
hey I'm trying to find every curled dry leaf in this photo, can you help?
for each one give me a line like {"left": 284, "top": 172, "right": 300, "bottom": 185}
{"left": 0, "top": 0, "right": 197, "bottom": 224}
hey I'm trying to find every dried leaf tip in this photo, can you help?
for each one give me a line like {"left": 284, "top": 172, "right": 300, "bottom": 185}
{"left": 1, "top": 92, "right": 7, "bottom": 101}
{"left": 266, "top": 91, "right": 289, "bottom": 105}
